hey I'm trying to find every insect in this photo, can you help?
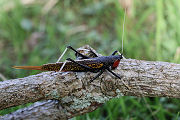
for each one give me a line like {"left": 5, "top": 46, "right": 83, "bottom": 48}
{"left": 13, "top": 46, "right": 129, "bottom": 88}
{"left": 13, "top": 10, "right": 129, "bottom": 89}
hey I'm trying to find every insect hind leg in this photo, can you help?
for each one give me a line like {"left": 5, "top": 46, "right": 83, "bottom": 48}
{"left": 56, "top": 47, "right": 68, "bottom": 63}
{"left": 56, "top": 46, "right": 90, "bottom": 63}
{"left": 67, "top": 46, "right": 89, "bottom": 59}
{"left": 66, "top": 58, "right": 95, "bottom": 72}
{"left": 66, "top": 58, "right": 103, "bottom": 83}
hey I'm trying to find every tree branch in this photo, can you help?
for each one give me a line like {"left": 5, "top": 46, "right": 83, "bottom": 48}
{"left": 1, "top": 45, "right": 180, "bottom": 119}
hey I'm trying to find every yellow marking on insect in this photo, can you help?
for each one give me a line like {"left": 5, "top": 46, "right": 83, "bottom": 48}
{"left": 87, "top": 63, "right": 103, "bottom": 68}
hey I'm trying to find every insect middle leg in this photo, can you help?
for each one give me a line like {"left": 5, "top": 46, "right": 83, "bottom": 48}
{"left": 89, "top": 70, "right": 104, "bottom": 83}
{"left": 106, "top": 68, "right": 130, "bottom": 89}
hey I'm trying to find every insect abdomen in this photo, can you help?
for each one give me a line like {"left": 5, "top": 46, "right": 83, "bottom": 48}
{"left": 42, "top": 62, "right": 86, "bottom": 72}
{"left": 42, "top": 63, "right": 62, "bottom": 71}
{"left": 42, "top": 61, "right": 103, "bottom": 72}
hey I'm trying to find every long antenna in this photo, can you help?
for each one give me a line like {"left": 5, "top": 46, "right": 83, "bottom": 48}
{"left": 121, "top": 9, "right": 126, "bottom": 54}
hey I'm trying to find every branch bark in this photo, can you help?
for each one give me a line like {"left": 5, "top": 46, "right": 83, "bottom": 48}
{"left": 1, "top": 45, "right": 180, "bottom": 119}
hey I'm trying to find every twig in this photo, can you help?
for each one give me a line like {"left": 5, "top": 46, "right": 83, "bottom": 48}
{"left": 0, "top": 45, "right": 180, "bottom": 119}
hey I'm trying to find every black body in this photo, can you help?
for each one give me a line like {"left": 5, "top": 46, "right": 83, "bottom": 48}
{"left": 62, "top": 46, "right": 125, "bottom": 84}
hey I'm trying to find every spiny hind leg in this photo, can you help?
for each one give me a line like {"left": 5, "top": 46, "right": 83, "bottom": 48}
{"left": 76, "top": 46, "right": 100, "bottom": 58}
{"left": 59, "top": 57, "right": 93, "bottom": 72}
{"left": 67, "top": 46, "right": 90, "bottom": 59}
{"left": 58, "top": 46, "right": 98, "bottom": 72}
{"left": 56, "top": 46, "right": 90, "bottom": 63}
{"left": 66, "top": 58, "right": 103, "bottom": 83}
{"left": 56, "top": 47, "right": 68, "bottom": 63}
{"left": 66, "top": 58, "right": 94, "bottom": 71}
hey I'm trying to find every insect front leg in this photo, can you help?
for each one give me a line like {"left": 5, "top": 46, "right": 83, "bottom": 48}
{"left": 106, "top": 68, "right": 130, "bottom": 89}
{"left": 111, "top": 50, "right": 123, "bottom": 57}
{"left": 111, "top": 51, "right": 118, "bottom": 55}
{"left": 111, "top": 51, "right": 123, "bottom": 60}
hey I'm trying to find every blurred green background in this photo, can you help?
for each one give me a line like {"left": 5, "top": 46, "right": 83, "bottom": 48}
{"left": 0, "top": 0, "right": 180, "bottom": 119}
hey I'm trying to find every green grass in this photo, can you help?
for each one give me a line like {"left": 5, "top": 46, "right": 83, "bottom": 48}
{"left": 0, "top": 0, "right": 180, "bottom": 119}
